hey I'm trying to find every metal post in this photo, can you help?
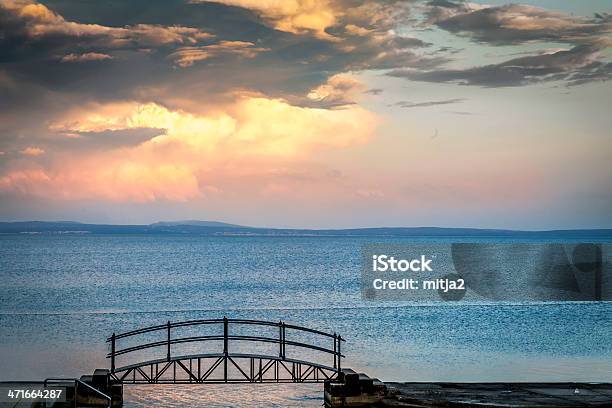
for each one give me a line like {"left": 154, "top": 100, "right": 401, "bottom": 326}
{"left": 223, "top": 317, "right": 228, "bottom": 382}
{"left": 167, "top": 321, "right": 171, "bottom": 362}
{"left": 111, "top": 333, "right": 116, "bottom": 373}
{"left": 278, "top": 321, "right": 284, "bottom": 359}
{"left": 337, "top": 335, "right": 342, "bottom": 372}
{"left": 223, "top": 317, "right": 228, "bottom": 355}
{"left": 282, "top": 322, "right": 286, "bottom": 359}
{"left": 333, "top": 333, "right": 337, "bottom": 369}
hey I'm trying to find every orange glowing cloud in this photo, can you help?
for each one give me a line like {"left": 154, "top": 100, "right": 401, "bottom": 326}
{"left": 168, "top": 41, "right": 270, "bottom": 67}
{"left": 306, "top": 73, "right": 366, "bottom": 107}
{"left": 50, "top": 96, "right": 376, "bottom": 156}
{"left": 1, "top": 96, "right": 378, "bottom": 202}
{"left": 60, "top": 52, "right": 113, "bottom": 62}
{"left": 20, "top": 146, "right": 45, "bottom": 156}
{"left": 193, "top": 0, "right": 337, "bottom": 38}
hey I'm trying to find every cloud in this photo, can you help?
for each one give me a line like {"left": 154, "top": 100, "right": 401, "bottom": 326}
{"left": 391, "top": 45, "right": 611, "bottom": 87}
{"left": 424, "top": 2, "right": 612, "bottom": 46}
{"left": 305, "top": 73, "right": 365, "bottom": 107}
{"left": 342, "top": 33, "right": 441, "bottom": 71}
{"left": 0, "top": 96, "right": 378, "bottom": 201}
{"left": 394, "top": 2, "right": 612, "bottom": 88}
{"left": 364, "top": 88, "right": 383, "bottom": 95}
{"left": 183, "top": 0, "right": 443, "bottom": 82}
{"left": 51, "top": 97, "right": 377, "bottom": 155}
{"left": 0, "top": 0, "right": 445, "bottom": 114}
{"left": 191, "top": 0, "right": 338, "bottom": 38}
{"left": 192, "top": 0, "right": 416, "bottom": 45}
{"left": 52, "top": 129, "right": 165, "bottom": 152}
{"left": 0, "top": 165, "right": 201, "bottom": 202}
{"left": 20, "top": 146, "right": 44, "bottom": 156}
{"left": 566, "top": 61, "right": 612, "bottom": 86}
{"left": 168, "top": 41, "right": 270, "bottom": 67}
{"left": 394, "top": 98, "right": 465, "bottom": 108}
{"left": 60, "top": 52, "right": 113, "bottom": 62}
{"left": 0, "top": 0, "right": 213, "bottom": 54}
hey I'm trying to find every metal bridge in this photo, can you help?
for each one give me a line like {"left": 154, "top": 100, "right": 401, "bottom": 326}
{"left": 107, "top": 317, "right": 344, "bottom": 384}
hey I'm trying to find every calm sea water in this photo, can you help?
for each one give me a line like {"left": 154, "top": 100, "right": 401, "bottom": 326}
{"left": 1, "top": 235, "right": 611, "bottom": 407}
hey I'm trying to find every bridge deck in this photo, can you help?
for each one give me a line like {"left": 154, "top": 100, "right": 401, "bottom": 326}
{"left": 114, "top": 352, "right": 337, "bottom": 374}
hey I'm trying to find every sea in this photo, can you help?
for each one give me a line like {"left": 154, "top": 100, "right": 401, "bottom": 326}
{"left": 1, "top": 234, "right": 611, "bottom": 407}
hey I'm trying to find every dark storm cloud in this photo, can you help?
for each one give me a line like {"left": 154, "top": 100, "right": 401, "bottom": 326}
{"left": 0, "top": 0, "right": 451, "bottom": 157}
{"left": 424, "top": 1, "right": 612, "bottom": 46}
{"left": 402, "top": 2, "right": 612, "bottom": 88}
{"left": 0, "top": 0, "right": 220, "bottom": 109}
{"left": 424, "top": 0, "right": 470, "bottom": 25}
{"left": 394, "top": 98, "right": 465, "bottom": 108}
{"left": 390, "top": 45, "right": 611, "bottom": 87}
{"left": 1, "top": 0, "right": 608, "bottom": 116}
{"left": 0, "top": 0, "right": 444, "bottom": 111}
{"left": 0, "top": 1, "right": 213, "bottom": 61}
{"left": 566, "top": 62, "right": 612, "bottom": 86}
{"left": 390, "top": 45, "right": 612, "bottom": 87}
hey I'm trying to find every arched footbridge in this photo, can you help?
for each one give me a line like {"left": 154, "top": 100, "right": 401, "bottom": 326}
{"left": 107, "top": 318, "right": 344, "bottom": 384}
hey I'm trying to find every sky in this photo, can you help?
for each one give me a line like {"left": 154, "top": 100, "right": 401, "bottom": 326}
{"left": 0, "top": 0, "right": 610, "bottom": 229}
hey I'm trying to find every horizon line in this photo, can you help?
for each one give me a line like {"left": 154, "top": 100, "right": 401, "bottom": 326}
{"left": 1, "top": 220, "right": 611, "bottom": 232}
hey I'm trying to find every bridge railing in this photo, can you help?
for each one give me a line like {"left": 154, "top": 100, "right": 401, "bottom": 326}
{"left": 106, "top": 317, "right": 344, "bottom": 374}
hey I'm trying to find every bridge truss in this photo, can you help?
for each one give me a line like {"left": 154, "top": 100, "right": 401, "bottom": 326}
{"left": 107, "top": 318, "right": 344, "bottom": 384}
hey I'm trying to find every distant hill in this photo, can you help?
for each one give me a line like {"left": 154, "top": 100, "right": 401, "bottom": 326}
{"left": 0, "top": 221, "right": 611, "bottom": 239}
{"left": 151, "top": 220, "right": 244, "bottom": 228}
{"left": 0, "top": 221, "right": 89, "bottom": 233}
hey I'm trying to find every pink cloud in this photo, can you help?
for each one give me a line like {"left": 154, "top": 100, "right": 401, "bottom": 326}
{"left": 20, "top": 146, "right": 45, "bottom": 156}
{"left": 1, "top": 95, "right": 378, "bottom": 202}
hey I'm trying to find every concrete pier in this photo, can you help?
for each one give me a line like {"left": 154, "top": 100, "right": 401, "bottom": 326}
{"left": 383, "top": 382, "right": 612, "bottom": 407}
{"left": 324, "top": 369, "right": 388, "bottom": 407}
{"left": 77, "top": 369, "right": 123, "bottom": 407}
{"left": 325, "top": 372, "right": 612, "bottom": 407}
{"left": 20, "top": 368, "right": 611, "bottom": 407}
{"left": 32, "top": 369, "right": 123, "bottom": 407}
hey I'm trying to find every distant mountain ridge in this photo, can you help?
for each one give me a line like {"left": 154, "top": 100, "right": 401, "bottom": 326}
{"left": 151, "top": 220, "right": 244, "bottom": 228}
{"left": 0, "top": 220, "right": 611, "bottom": 239}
